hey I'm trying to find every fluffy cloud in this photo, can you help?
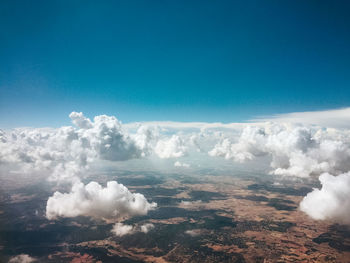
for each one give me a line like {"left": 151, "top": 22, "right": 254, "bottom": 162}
{"left": 111, "top": 223, "right": 155, "bottom": 236}
{"left": 76, "top": 113, "right": 143, "bottom": 161}
{"left": 69, "top": 112, "right": 93, "bottom": 129}
{"left": 5, "top": 110, "right": 350, "bottom": 225}
{"left": 209, "top": 123, "right": 350, "bottom": 178}
{"left": 154, "top": 135, "right": 187, "bottom": 159}
{"left": 131, "top": 125, "right": 159, "bottom": 157}
{"left": 0, "top": 112, "right": 161, "bottom": 226}
{"left": 0, "top": 112, "right": 151, "bottom": 182}
{"left": 208, "top": 123, "right": 350, "bottom": 223}
{"left": 46, "top": 181, "right": 157, "bottom": 220}
{"left": 300, "top": 172, "right": 350, "bottom": 224}
{"left": 8, "top": 254, "right": 36, "bottom": 263}
{"left": 0, "top": 126, "right": 90, "bottom": 183}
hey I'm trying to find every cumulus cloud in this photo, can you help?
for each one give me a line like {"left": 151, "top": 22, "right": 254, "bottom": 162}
{"left": 300, "top": 172, "right": 350, "bottom": 224}
{"left": 0, "top": 126, "right": 90, "bottom": 183}
{"left": 0, "top": 112, "right": 162, "bottom": 226}
{"left": 208, "top": 122, "right": 350, "bottom": 223}
{"left": 9, "top": 254, "right": 36, "bottom": 263}
{"left": 111, "top": 222, "right": 155, "bottom": 236}
{"left": 131, "top": 125, "right": 159, "bottom": 157}
{"left": 69, "top": 112, "right": 93, "bottom": 129}
{"left": 0, "top": 112, "right": 151, "bottom": 182}
{"left": 5, "top": 110, "right": 350, "bottom": 226}
{"left": 154, "top": 135, "right": 187, "bottom": 159}
{"left": 209, "top": 123, "right": 350, "bottom": 178}
{"left": 46, "top": 181, "right": 157, "bottom": 220}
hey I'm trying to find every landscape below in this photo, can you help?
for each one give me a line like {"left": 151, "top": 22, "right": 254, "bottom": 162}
{"left": 1, "top": 170, "right": 349, "bottom": 262}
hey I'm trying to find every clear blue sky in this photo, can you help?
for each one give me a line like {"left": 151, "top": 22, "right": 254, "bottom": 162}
{"left": 1, "top": 0, "right": 350, "bottom": 127}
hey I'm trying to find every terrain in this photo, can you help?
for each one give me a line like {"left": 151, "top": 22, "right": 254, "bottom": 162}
{"left": 1, "top": 170, "right": 350, "bottom": 262}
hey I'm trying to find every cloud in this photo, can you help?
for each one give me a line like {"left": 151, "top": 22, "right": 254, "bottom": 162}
{"left": 124, "top": 121, "right": 252, "bottom": 132}
{"left": 81, "top": 113, "right": 143, "bottom": 161}
{"left": 131, "top": 125, "right": 159, "bottom": 157}
{"left": 209, "top": 123, "right": 350, "bottom": 177}
{"left": 0, "top": 126, "right": 90, "bottom": 183}
{"left": 185, "top": 229, "right": 201, "bottom": 237}
{"left": 300, "top": 172, "right": 350, "bottom": 224}
{"left": 111, "top": 223, "right": 135, "bottom": 236}
{"left": 9, "top": 254, "right": 36, "bottom": 263}
{"left": 253, "top": 107, "right": 350, "bottom": 129}
{"left": 140, "top": 223, "right": 155, "bottom": 233}
{"left": 154, "top": 135, "right": 187, "bottom": 159}
{"left": 5, "top": 109, "right": 350, "bottom": 225}
{"left": 69, "top": 112, "right": 93, "bottom": 129}
{"left": 0, "top": 112, "right": 150, "bottom": 182}
{"left": 174, "top": 161, "right": 190, "bottom": 168}
{"left": 111, "top": 223, "right": 155, "bottom": 236}
{"left": 46, "top": 181, "right": 157, "bottom": 220}
{"left": 208, "top": 122, "right": 350, "bottom": 223}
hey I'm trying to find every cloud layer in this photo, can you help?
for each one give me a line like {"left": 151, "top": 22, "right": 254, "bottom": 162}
{"left": 0, "top": 112, "right": 155, "bottom": 182}
{"left": 3, "top": 110, "right": 350, "bottom": 225}
{"left": 254, "top": 107, "right": 350, "bottom": 129}
{"left": 209, "top": 124, "right": 350, "bottom": 178}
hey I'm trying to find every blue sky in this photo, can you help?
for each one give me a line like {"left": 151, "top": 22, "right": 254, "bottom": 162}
{"left": 1, "top": 0, "right": 350, "bottom": 127}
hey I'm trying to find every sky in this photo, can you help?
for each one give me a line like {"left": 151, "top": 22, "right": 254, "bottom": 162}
{"left": 1, "top": 0, "right": 350, "bottom": 127}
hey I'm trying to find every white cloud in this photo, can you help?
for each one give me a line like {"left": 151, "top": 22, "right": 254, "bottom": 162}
{"left": 69, "top": 112, "right": 93, "bottom": 129}
{"left": 300, "top": 172, "right": 350, "bottom": 224}
{"left": 9, "top": 254, "right": 36, "bottom": 263}
{"left": 185, "top": 229, "right": 201, "bottom": 237}
{"left": 0, "top": 112, "right": 150, "bottom": 182}
{"left": 83, "top": 113, "right": 143, "bottom": 161}
{"left": 124, "top": 121, "right": 253, "bottom": 132}
{"left": 5, "top": 109, "right": 350, "bottom": 226}
{"left": 46, "top": 181, "right": 157, "bottom": 220}
{"left": 140, "top": 223, "right": 155, "bottom": 233}
{"left": 111, "top": 222, "right": 155, "bottom": 236}
{"left": 131, "top": 125, "right": 158, "bottom": 157}
{"left": 253, "top": 107, "right": 350, "bottom": 129}
{"left": 154, "top": 135, "right": 187, "bottom": 159}
{"left": 0, "top": 126, "right": 90, "bottom": 183}
{"left": 209, "top": 123, "right": 350, "bottom": 178}
{"left": 208, "top": 122, "right": 350, "bottom": 223}
{"left": 111, "top": 223, "right": 135, "bottom": 236}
